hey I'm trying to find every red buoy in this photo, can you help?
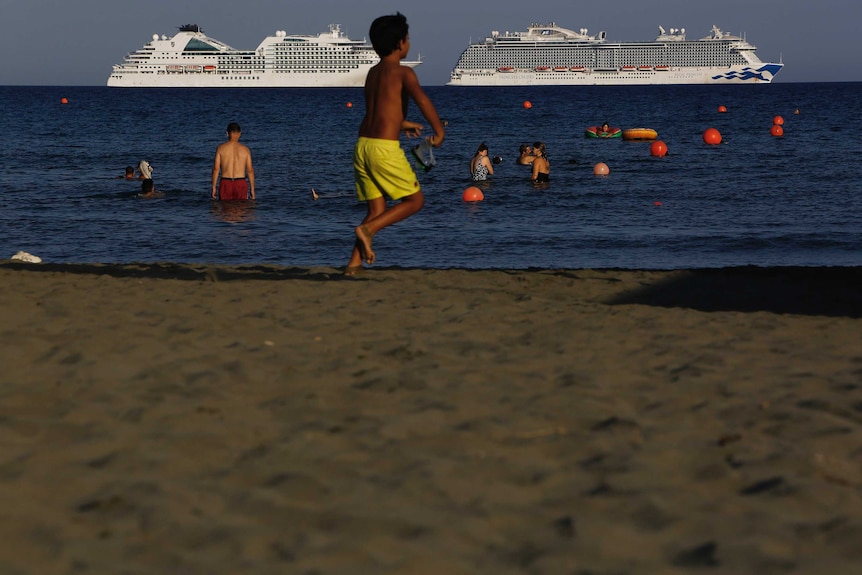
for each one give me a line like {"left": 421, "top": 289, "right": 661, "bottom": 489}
{"left": 593, "top": 162, "right": 610, "bottom": 176}
{"left": 770, "top": 124, "right": 784, "bottom": 137}
{"left": 462, "top": 186, "right": 484, "bottom": 202}
{"left": 346, "top": 101, "right": 353, "bottom": 108}
{"left": 523, "top": 100, "right": 532, "bottom": 109}
{"left": 703, "top": 128, "right": 722, "bottom": 145}
{"left": 717, "top": 105, "right": 727, "bottom": 113}
{"left": 60, "top": 97, "right": 69, "bottom": 104}
{"left": 773, "top": 115, "right": 784, "bottom": 125}
{"left": 650, "top": 140, "right": 668, "bottom": 157}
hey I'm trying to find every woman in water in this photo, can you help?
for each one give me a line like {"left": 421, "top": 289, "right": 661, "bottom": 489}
{"left": 531, "top": 141, "right": 550, "bottom": 183}
{"left": 469, "top": 143, "right": 494, "bottom": 181}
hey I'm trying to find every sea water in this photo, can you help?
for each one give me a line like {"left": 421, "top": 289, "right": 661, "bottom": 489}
{"left": 0, "top": 83, "right": 860, "bottom": 269}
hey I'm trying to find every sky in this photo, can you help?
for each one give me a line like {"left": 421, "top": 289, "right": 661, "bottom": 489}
{"left": 1, "top": 0, "right": 860, "bottom": 85}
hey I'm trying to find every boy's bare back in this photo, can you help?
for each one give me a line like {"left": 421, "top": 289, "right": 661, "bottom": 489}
{"left": 359, "top": 58, "right": 444, "bottom": 145}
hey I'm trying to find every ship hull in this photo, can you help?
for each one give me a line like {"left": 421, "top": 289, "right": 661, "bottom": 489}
{"left": 107, "top": 65, "right": 418, "bottom": 88}
{"left": 448, "top": 64, "right": 783, "bottom": 86}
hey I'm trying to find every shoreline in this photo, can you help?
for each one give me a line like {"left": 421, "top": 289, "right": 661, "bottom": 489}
{"left": 2, "top": 262, "right": 861, "bottom": 572}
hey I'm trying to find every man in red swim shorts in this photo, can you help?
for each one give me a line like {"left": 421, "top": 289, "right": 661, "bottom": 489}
{"left": 211, "top": 122, "right": 255, "bottom": 201}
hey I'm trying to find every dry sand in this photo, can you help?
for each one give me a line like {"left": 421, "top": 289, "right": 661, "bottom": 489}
{"left": 1, "top": 262, "right": 861, "bottom": 574}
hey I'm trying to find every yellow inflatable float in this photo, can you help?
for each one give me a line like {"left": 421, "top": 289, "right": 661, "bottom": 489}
{"left": 622, "top": 128, "right": 659, "bottom": 141}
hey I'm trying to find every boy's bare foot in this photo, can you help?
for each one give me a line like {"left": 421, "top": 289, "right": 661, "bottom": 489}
{"left": 355, "top": 224, "right": 375, "bottom": 264}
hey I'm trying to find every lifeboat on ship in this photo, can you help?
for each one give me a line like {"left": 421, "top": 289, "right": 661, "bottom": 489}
{"left": 498, "top": 66, "right": 515, "bottom": 73}
{"left": 621, "top": 128, "right": 659, "bottom": 141}
{"left": 637, "top": 65, "right": 652, "bottom": 71}
{"left": 570, "top": 66, "right": 586, "bottom": 72}
{"left": 535, "top": 66, "right": 551, "bottom": 72}
{"left": 654, "top": 65, "right": 670, "bottom": 71}
{"left": 585, "top": 126, "right": 622, "bottom": 139}
{"left": 554, "top": 66, "right": 569, "bottom": 72}
{"left": 621, "top": 65, "right": 636, "bottom": 71}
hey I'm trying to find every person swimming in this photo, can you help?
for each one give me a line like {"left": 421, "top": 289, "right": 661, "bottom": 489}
{"left": 531, "top": 141, "right": 550, "bottom": 183}
{"left": 518, "top": 144, "right": 536, "bottom": 165}
{"left": 137, "top": 160, "right": 153, "bottom": 179}
{"left": 470, "top": 143, "right": 494, "bottom": 181}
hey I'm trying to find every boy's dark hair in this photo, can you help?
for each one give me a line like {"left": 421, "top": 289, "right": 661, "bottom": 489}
{"left": 227, "top": 122, "right": 241, "bottom": 133}
{"left": 141, "top": 178, "right": 154, "bottom": 193}
{"left": 369, "top": 12, "right": 409, "bottom": 57}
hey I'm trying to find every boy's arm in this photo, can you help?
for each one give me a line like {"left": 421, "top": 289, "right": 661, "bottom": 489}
{"left": 402, "top": 68, "right": 445, "bottom": 147}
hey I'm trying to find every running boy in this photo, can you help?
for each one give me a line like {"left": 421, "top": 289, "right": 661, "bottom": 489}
{"left": 346, "top": 12, "right": 445, "bottom": 274}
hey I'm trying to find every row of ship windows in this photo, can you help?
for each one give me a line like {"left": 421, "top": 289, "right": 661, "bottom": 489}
{"left": 140, "top": 57, "right": 367, "bottom": 65}
{"left": 126, "top": 69, "right": 352, "bottom": 74}
{"left": 473, "top": 49, "right": 733, "bottom": 58}
{"left": 132, "top": 63, "right": 368, "bottom": 71}
{"left": 466, "top": 58, "right": 742, "bottom": 64}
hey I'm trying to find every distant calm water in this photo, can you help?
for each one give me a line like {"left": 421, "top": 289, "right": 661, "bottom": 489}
{"left": 1, "top": 83, "right": 860, "bottom": 269}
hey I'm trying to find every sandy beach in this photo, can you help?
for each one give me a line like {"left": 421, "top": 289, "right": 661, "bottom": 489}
{"left": 1, "top": 261, "right": 861, "bottom": 574}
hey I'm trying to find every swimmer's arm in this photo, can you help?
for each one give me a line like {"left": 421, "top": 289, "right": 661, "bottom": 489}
{"left": 211, "top": 151, "right": 221, "bottom": 199}
{"left": 531, "top": 159, "right": 540, "bottom": 181}
{"left": 485, "top": 156, "right": 494, "bottom": 175}
{"left": 246, "top": 153, "right": 255, "bottom": 199}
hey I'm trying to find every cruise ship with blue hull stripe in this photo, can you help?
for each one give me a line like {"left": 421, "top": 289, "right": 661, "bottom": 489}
{"left": 448, "top": 24, "right": 783, "bottom": 86}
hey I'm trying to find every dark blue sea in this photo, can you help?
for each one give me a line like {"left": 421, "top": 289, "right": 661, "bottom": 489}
{"left": 1, "top": 83, "right": 860, "bottom": 269}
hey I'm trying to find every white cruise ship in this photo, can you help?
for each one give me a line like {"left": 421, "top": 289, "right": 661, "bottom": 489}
{"left": 448, "top": 23, "right": 782, "bottom": 86}
{"left": 107, "top": 24, "right": 420, "bottom": 88}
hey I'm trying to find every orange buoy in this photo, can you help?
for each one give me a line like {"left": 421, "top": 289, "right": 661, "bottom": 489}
{"left": 773, "top": 115, "right": 784, "bottom": 125}
{"left": 523, "top": 100, "right": 532, "bottom": 109}
{"left": 654, "top": 201, "right": 662, "bottom": 207}
{"left": 650, "top": 140, "right": 668, "bottom": 157}
{"left": 346, "top": 101, "right": 353, "bottom": 108}
{"left": 462, "top": 186, "right": 484, "bottom": 202}
{"left": 770, "top": 124, "right": 784, "bottom": 137}
{"left": 593, "top": 162, "right": 610, "bottom": 176}
{"left": 717, "top": 105, "right": 727, "bottom": 113}
{"left": 703, "top": 128, "right": 722, "bottom": 145}
{"left": 60, "top": 97, "right": 68, "bottom": 104}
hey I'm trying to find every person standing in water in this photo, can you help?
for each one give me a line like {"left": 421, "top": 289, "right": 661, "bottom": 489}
{"left": 212, "top": 122, "right": 255, "bottom": 201}
{"left": 531, "top": 141, "right": 550, "bottom": 183}
{"left": 470, "top": 143, "right": 494, "bottom": 181}
{"left": 346, "top": 13, "right": 445, "bottom": 274}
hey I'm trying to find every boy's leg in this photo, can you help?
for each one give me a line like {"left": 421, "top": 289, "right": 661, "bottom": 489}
{"left": 354, "top": 191, "right": 424, "bottom": 265}
{"left": 346, "top": 197, "right": 387, "bottom": 273}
